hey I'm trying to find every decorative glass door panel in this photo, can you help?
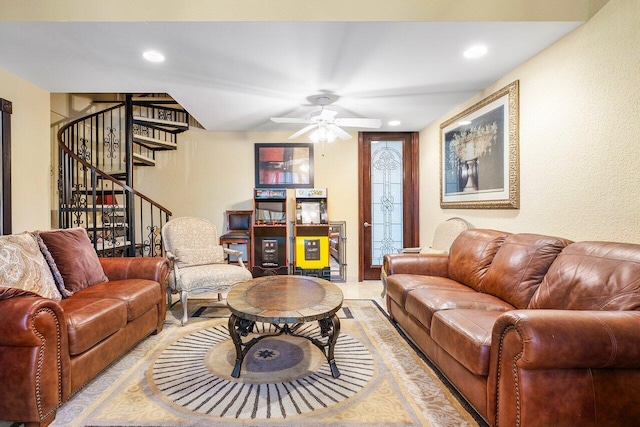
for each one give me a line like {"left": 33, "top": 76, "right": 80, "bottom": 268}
{"left": 370, "top": 140, "right": 403, "bottom": 265}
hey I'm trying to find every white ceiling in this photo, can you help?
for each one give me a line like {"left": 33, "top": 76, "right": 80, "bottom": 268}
{"left": 0, "top": 21, "right": 582, "bottom": 133}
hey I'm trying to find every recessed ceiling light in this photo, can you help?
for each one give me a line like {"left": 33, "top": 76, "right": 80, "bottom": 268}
{"left": 143, "top": 50, "right": 165, "bottom": 63}
{"left": 463, "top": 45, "right": 488, "bottom": 59}
{"left": 388, "top": 120, "right": 401, "bottom": 126}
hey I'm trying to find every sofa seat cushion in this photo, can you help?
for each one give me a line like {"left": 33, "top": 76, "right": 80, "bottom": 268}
{"left": 386, "top": 274, "right": 473, "bottom": 308}
{"left": 71, "top": 279, "right": 161, "bottom": 322}
{"left": 59, "top": 297, "right": 127, "bottom": 356}
{"left": 431, "top": 309, "right": 504, "bottom": 376}
{"left": 405, "top": 288, "right": 514, "bottom": 331}
{"left": 174, "top": 264, "right": 253, "bottom": 293}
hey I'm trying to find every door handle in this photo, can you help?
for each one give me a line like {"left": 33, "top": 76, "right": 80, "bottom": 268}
{"left": 363, "top": 222, "right": 372, "bottom": 228}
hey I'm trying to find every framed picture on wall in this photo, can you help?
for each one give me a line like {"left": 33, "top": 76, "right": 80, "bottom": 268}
{"left": 254, "top": 143, "right": 314, "bottom": 188}
{"left": 440, "top": 80, "right": 519, "bottom": 209}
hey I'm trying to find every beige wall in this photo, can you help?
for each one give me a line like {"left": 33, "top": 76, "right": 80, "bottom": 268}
{"left": 0, "top": 67, "right": 51, "bottom": 232}
{"left": 134, "top": 130, "right": 361, "bottom": 280}
{"left": 420, "top": 0, "right": 640, "bottom": 245}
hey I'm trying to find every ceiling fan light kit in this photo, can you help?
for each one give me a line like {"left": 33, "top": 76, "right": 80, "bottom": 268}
{"left": 271, "top": 94, "right": 382, "bottom": 143}
{"left": 309, "top": 124, "right": 337, "bottom": 143}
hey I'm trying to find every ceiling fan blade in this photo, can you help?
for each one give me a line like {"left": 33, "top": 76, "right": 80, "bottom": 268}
{"left": 288, "top": 124, "right": 317, "bottom": 139}
{"left": 328, "top": 124, "right": 352, "bottom": 140}
{"left": 271, "top": 117, "right": 313, "bottom": 124}
{"left": 334, "top": 118, "right": 382, "bottom": 128}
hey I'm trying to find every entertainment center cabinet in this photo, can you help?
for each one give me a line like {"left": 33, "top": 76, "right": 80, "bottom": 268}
{"left": 293, "top": 188, "right": 331, "bottom": 280}
{"left": 252, "top": 188, "right": 288, "bottom": 276}
{"left": 250, "top": 188, "right": 332, "bottom": 280}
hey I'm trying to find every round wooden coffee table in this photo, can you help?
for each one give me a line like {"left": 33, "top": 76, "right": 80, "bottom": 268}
{"left": 226, "top": 275, "right": 344, "bottom": 378}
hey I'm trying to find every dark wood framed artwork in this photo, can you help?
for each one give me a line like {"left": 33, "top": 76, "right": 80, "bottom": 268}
{"left": 254, "top": 143, "right": 314, "bottom": 189}
{"left": 1, "top": 98, "right": 11, "bottom": 235}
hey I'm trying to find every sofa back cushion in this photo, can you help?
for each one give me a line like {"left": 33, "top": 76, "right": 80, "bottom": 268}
{"left": 448, "top": 229, "right": 510, "bottom": 291}
{"left": 38, "top": 228, "right": 108, "bottom": 294}
{"left": 481, "top": 233, "right": 572, "bottom": 308}
{"left": 529, "top": 241, "right": 640, "bottom": 310}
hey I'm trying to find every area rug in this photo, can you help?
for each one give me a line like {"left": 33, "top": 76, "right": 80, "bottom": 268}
{"left": 48, "top": 299, "right": 482, "bottom": 426}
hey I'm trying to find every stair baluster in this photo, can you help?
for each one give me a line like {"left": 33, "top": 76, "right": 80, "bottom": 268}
{"left": 57, "top": 94, "right": 188, "bottom": 257}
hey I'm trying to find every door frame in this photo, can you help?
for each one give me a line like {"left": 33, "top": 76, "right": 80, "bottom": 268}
{"left": 1, "top": 98, "right": 11, "bottom": 235}
{"left": 358, "top": 131, "right": 419, "bottom": 281}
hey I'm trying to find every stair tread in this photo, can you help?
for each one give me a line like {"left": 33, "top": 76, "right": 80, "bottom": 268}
{"left": 132, "top": 152, "right": 156, "bottom": 166}
{"left": 133, "top": 115, "right": 188, "bottom": 129}
{"left": 132, "top": 96, "right": 178, "bottom": 104}
{"left": 133, "top": 134, "right": 178, "bottom": 149}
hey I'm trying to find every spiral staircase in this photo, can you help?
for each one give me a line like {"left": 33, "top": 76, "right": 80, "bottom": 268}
{"left": 57, "top": 94, "right": 192, "bottom": 257}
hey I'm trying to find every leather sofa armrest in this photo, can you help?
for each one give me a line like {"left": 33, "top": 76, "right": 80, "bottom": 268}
{"left": 0, "top": 292, "right": 67, "bottom": 346}
{"left": 492, "top": 309, "right": 640, "bottom": 369}
{"left": 0, "top": 294, "right": 70, "bottom": 424}
{"left": 488, "top": 309, "right": 640, "bottom": 426}
{"left": 383, "top": 253, "right": 449, "bottom": 277}
{"left": 100, "top": 256, "right": 170, "bottom": 284}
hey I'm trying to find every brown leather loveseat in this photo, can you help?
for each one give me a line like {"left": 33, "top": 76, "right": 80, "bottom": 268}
{"left": 0, "top": 228, "right": 170, "bottom": 427}
{"left": 384, "top": 229, "right": 640, "bottom": 426}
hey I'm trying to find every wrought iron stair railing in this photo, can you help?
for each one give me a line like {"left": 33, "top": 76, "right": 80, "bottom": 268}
{"left": 57, "top": 95, "right": 188, "bottom": 257}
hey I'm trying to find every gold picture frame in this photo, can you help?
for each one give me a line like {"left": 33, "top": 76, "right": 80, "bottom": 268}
{"left": 440, "top": 80, "right": 519, "bottom": 209}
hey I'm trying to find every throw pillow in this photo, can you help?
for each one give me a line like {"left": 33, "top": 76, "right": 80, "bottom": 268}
{"left": 32, "top": 232, "right": 73, "bottom": 298}
{"left": 38, "top": 228, "right": 108, "bottom": 293}
{"left": 174, "top": 246, "right": 225, "bottom": 268}
{"left": 0, "top": 233, "right": 62, "bottom": 300}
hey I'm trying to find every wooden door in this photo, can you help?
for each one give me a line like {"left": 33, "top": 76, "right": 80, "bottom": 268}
{"left": 358, "top": 132, "right": 419, "bottom": 280}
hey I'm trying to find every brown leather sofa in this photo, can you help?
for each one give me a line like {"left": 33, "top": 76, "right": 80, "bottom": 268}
{"left": 0, "top": 256, "right": 170, "bottom": 427}
{"left": 384, "top": 229, "right": 640, "bottom": 426}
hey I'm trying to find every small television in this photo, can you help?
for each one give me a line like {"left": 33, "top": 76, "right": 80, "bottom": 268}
{"left": 299, "top": 201, "right": 320, "bottom": 224}
{"left": 296, "top": 200, "right": 327, "bottom": 224}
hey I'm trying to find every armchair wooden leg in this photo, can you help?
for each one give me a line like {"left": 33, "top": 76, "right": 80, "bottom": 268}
{"left": 180, "top": 291, "right": 189, "bottom": 326}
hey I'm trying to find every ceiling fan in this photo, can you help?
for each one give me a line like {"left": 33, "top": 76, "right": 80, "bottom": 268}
{"left": 270, "top": 95, "right": 382, "bottom": 143}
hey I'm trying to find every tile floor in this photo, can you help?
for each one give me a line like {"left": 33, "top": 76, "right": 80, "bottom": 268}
{"left": 336, "top": 280, "right": 385, "bottom": 306}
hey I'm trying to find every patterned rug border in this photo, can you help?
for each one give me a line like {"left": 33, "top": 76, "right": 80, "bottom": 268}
{"left": 369, "top": 300, "right": 488, "bottom": 427}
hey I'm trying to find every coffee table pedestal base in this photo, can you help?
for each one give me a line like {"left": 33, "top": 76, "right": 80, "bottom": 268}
{"left": 228, "top": 313, "right": 341, "bottom": 379}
